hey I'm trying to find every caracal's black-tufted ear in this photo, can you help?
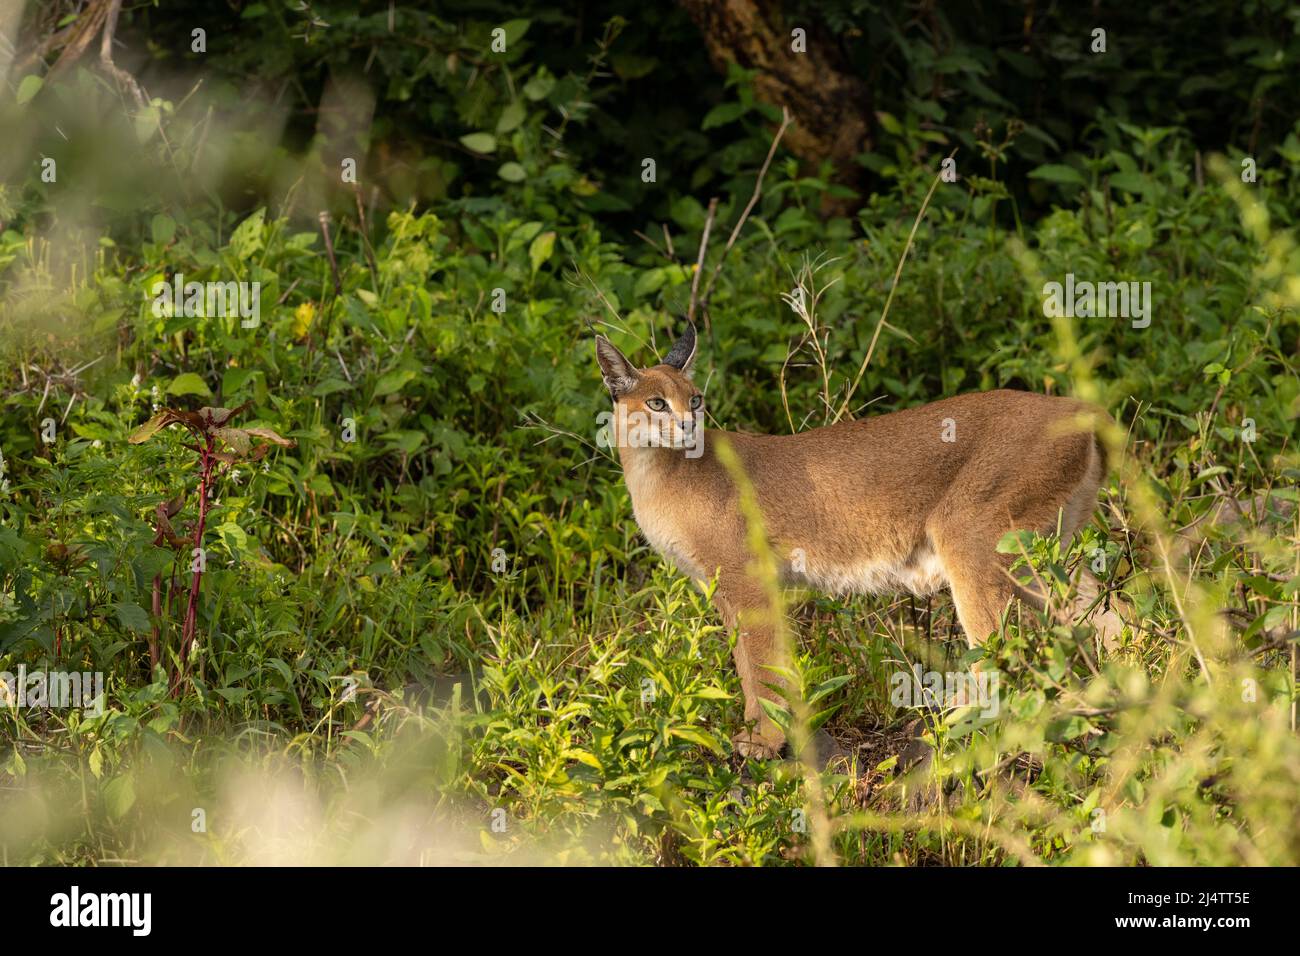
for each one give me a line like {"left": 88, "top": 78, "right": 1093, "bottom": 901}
{"left": 595, "top": 335, "right": 640, "bottom": 398}
{"left": 661, "top": 323, "right": 697, "bottom": 377}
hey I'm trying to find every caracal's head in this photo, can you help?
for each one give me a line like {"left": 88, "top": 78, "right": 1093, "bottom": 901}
{"left": 595, "top": 324, "right": 703, "bottom": 452}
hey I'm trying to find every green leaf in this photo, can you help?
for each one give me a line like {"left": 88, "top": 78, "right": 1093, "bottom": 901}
{"left": 222, "top": 367, "right": 258, "bottom": 395}
{"left": 807, "top": 674, "right": 853, "bottom": 705}
{"left": 381, "top": 429, "right": 426, "bottom": 455}
{"left": 459, "top": 132, "right": 497, "bottom": 154}
{"left": 1109, "top": 171, "right": 1152, "bottom": 195}
{"left": 311, "top": 377, "right": 351, "bottom": 397}
{"left": 133, "top": 104, "right": 161, "bottom": 143}
{"left": 523, "top": 68, "right": 555, "bottom": 101}
{"left": 934, "top": 52, "right": 988, "bottom": 75}
{"left": 757, "top": 698, "right": 792, "bottom": 733}
{"left": 71, "top": 422, "right": 115, "bottom": 442}
{"left": 104, "top": 775, "right": 136, "bottom": 820}
{"left": 374, "top": 368, "right": 416, "bottom": 396}
{"left": 702, "top": 102, "right": 746, "bottom": 130}
{"left": 1191, "top": 465, "right": 1229, "bottom": 485}
{"left": 228, "top": 208, "right": 266, "bottom": 260}
{"left": 128, "top": 412, "right": 171, "bottom": 444}
{"left": 217, "top": 521, "right": 249, "bottom": 557}
{"left": 692, "top": 686, "right": 732, "bottom": 700}
{"left": 1028, "top": 163, "right": 1085, "bottom": 186}
{"left": 529, "top": 231, "right": 555, "bottom": 274}
{"left": 498, "top": 162, "right": 527, "bottom": 183}
{"left": 112, "top": 602, "right": 152, "bottom": 633}
{"left": 669, "top": 196, "right": 706, "bottom": 230}
{"left": 610, "top": 54, "right": 658, "bottom": 80}
{"left": 996, "top": 529, "right": 1035, "bottom": 554}
{"left": 496, "top": 102, "right": 526, "bottom": 135}
{"left": 15, "top": 74, "right": 43, "bottom": 105}
{"left": 668, "top": 726, "right": 725, "bottom": 754}
{"left": 876, "top": 111, "right": 904, "bottom": 135}
{"left": 500, "top": 18, "right": 531, "bottom": 45}
{"left": 634, "top": 267, "right": 668, "bottom": 297}
{"left": 151, "top": 214, "right": 176, "bottom": 245}
{"left": 167, "top": 372, "right": 212, "bottom": 398}
{"left": 1046, "top": 715, "right": 1094, "bottom": 742}
{"left": 1262, "top": 604, "right": 1291, "bottom": 630}
{"left": 565, "top": 748, "right": 602, "bottom": 769}
{"left": 507, "top": 220, "right": 543, "bottom": 251}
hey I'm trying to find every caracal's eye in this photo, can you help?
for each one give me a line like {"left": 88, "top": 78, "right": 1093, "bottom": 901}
{"left": 689, "top": 394, "right": 702, "bottom": 410}
{"left": 646, "top": 397, "right": 668, "bottom": 412}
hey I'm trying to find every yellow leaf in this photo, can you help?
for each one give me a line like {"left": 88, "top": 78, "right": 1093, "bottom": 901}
{"left": 292, "top": 301, "right": 316, "bottom": 340}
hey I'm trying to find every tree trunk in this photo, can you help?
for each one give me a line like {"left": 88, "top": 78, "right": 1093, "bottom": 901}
{"left": 677, "top": 0, "right": 872, "bottom": 213}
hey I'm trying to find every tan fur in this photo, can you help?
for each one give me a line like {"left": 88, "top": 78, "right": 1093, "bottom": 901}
{"left": 597, "top": 329, "right": 1113, "bottom": 758}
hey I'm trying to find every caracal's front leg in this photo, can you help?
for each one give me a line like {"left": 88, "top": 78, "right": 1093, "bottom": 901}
{"left": 714, "top": 577, "right": 790, "bottom": 759}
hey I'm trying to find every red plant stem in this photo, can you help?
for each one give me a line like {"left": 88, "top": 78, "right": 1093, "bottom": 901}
{"left": 177, "top": 437, "right": 214, "bottom": 685}
{"left": 150, "top": 515, "right": 170, "bottom": 674}
{"left": 149, "top": 573, "right": 161, "bottom": 670}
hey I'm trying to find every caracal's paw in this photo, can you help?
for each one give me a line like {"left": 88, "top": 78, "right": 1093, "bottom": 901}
{"left": 731, "top": 730, "right": 785, "bottom": 760}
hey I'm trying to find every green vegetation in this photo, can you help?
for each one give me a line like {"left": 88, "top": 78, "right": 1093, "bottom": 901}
{"left": 1, "top": 1, "right": 1297, "bottom": 866}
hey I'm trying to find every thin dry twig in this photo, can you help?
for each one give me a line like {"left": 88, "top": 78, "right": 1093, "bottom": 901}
{"left": 697, "top": 106, "right": 793, "bottom": 314}
{"left": 833, "top": 150, "right": 956, "bottom": 423}
{"left": 353, "top": 184, "right": 381, "bottom": 289}
{"left": 98, "top": 0, "right": 147, "bottom": 108}
{"left": 318, "top": 211, "right": 342, "bottom": 296}
{"left": 48, "top": 0, "right": 111, "bottom": 79}
{"left": 633, "top": 229, "right": 675, "bottom": 263}
{"left": 688, "top": 196, "right": 719, "bottom": 324}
